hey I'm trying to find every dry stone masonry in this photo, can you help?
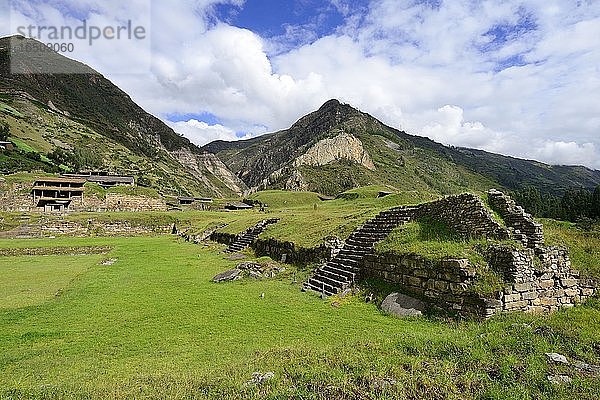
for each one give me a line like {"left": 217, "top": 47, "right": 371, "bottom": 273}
{"left": 415, "top": 193, "right": 509, "bottom": 240}
{"left": 487, "top": 189, "right": 544, "bottom": 249}
{"left": 485, "top": 244, "right": 595, "bottom": 314}
{"left": 224, "top": 219, "right": 279, "bottom": 253}
{"left": 304, "top": 190, "right": 596, "bottom": 318}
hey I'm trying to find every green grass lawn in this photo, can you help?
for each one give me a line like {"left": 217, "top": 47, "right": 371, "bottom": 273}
{"left": 1, "top": 236, "right": 599, "bottom": 399}
{"left": 0, "top": 254, "right": 104, "bottom": 309}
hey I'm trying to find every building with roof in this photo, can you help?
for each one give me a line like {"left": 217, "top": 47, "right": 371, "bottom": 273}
{"left": 63, "top": 172, "right": 135, "bottom": 188}
{"left": 31, "top": 177, "right": 86, "bottom": 212}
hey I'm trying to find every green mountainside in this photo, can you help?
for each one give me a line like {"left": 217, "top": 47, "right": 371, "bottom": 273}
{"left": 0, "top": 35, "right": 246, "bottom": 197}
{"left": 1, "top": 35, "right": 598, "bottom": 199}
{"left": 204, "top": 99, "right": 600, "bottom": 196}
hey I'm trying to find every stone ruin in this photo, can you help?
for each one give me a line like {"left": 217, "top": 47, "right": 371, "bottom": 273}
{"left": 306, "top": 189, "right": 596, "bottom": 318}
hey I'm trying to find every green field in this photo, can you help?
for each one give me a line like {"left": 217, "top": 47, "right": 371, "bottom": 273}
{"left": 1, "top": 235, "right": 599, "bottom": 399}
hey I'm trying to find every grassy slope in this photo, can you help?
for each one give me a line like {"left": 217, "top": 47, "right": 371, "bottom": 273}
{"left": 0, "top": 97, "right": 233, "bottom": 197}
{"left": 0, "top": 236, "right": 599, "bottom": 399}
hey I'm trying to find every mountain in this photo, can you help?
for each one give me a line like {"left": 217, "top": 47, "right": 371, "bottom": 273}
{"left": 0, "top": 35, "right": 246, "bottom": 197}
{"left": 203, "top": 99, "right": 600, "bottom": 196}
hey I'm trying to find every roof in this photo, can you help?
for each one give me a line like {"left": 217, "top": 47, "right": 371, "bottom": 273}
{"left": 34, "top": 177, "right": 87, "bottom": 184}
{"left": 63, "top": 174, "right": 134, "bottom": 184}
{"left": 0, "top": 141, "right": 11, "bottom": 145}
{"left": 32, "top": 186, "right": 85, "bottom": 192}
{"left": 87, "top": 175, "right": 134, "bottom": 184}
{"left": 178, "top": 196, "right": 195, "bottom": 201}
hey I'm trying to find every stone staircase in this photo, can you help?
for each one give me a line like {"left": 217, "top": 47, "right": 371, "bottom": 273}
{"left": 224, "top": 218, "right": 279, "bottom": 253}
{"left": 303, "top": 206, "right": 418, "bottom": 297}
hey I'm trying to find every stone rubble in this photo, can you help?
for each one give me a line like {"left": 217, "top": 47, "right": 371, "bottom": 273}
{"left": 245, "top": 371, "right": 274, "bottom": 386}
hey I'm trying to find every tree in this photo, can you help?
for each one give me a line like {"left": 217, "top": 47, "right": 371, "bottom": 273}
{"left": 561, "top": 188, "right": 593, "bottom": 222}
{"left": 513, "top": 186, "right": 543, "bottom": 215}
{"left": 0, "top": 121, "right": 9, "bottom": 141}
{"left": 592, "top": 185, "right": 600, "bottom": 219}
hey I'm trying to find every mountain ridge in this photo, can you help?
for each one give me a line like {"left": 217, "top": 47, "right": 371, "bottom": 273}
{"left": 203, "top": 99, "right": 600, "bottom": 196}
{"left": 0, "top": 35, "right": 246, "bottom": 196}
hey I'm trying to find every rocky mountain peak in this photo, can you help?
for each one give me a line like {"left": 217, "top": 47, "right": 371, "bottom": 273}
{"left": 290, "top": 99, "right": 363, "bottom": 138}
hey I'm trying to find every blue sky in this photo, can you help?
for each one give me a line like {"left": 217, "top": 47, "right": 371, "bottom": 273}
{"left": 3, "top": 0, "right": 600, "bottom": 168}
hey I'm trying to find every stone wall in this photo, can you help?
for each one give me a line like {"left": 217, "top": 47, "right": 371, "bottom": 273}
{"left": 412, "top": 193, "right": 509, "bottom": 240}
{"left": 104, "top": 193, "right": 167, "bottom": 212}
{"left": 486, "top": 245, "right": 595, "bottom": 313}
{"left": 487, "top": 189, "right": 544, "bottom": 249}
{"left": 0, "top": 218, "right": 172, "bottom": 238}
{"left": 252, "top": 238, "right": 331, "bottom": 265}
{"left": 210, "top": 231, "right": 332, "bottom": 265}
{"left": 362, "top": 254, "right": 501, "bottom": 318}
{"left": 0, "top": 182, "right": 34, "bottom": 212}
{"left": 361, "top": 247, "right": 595, "bottom": 318}
{"left": 360, "top": 190, "right": 595, "bottom": 318}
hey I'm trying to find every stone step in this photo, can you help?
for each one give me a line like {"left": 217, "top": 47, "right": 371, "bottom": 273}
{"left": 310, "top": 273, "right": 346, "bottom": 289}
{"left": 356, "top": 226, "right": 392, "bottom": 235}
{"left": 302, "top": 282, "right": 338, "bottom": 297}
{"left": 322, "top": 264, "right": 357, "bottom": 280}
{"left": 317, "top": 268, "right": 353, "bottom": 284}
{"left": 362, "top": 222, "right": 398, "bottom": 228}
{"left": 345, "top": 238, "right": 374, "bottom": 247}
{"left": 306, "top": 278, "right": 344, "bottom": 296}
{"left": 335, "top": 251, "right": 364, "bottom": 261}
{"left": 342, "top": 244, "right": 372, "bottom": 253}
{"left": 327, "top": 260, "right": 361, "bottom": 273}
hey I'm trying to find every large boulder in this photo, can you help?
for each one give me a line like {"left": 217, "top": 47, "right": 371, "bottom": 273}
{"left": 381, "top": 293, "right": 427, "bottom": 317}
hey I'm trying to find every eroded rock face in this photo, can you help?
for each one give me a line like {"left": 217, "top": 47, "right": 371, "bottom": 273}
{"left": 172, "top": 148, "right": 247, "bottom": 196}
{"left": 293, "top": 132, "right": 375, "bottom": 170}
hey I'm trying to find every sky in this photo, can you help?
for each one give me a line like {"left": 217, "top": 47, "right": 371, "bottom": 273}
{"left": 3, "top": 0, "right": 600, "bottom": 169}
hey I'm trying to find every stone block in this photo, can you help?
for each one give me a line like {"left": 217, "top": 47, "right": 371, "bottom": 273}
{"left": 539, "top": 280, "right": 555, "bottom": 289}
{"left": 564, "top": 289, "right": 578, "bottom": 297}
{"left": 539, "top": 298, "right": 558, "bottom": 306}
{"left": 450, "top": 283, "right": 468, "bottom": 294}
{"left": 521, "top": 291, "right": 538, "bottom": 301}
{"left": 407, "top": 276, "right": 423, "bottom": 287}
{"left": 414, "top": 269, "right": 429, "bottom": 278}
{"left": 504, "top": 293, "right": 521, "bottom": 303}
{"left": 434, "top": 280, "right": 449, "bottom": 291}
{"left": 505, "top": 300, "right": 528, "bottom": 310}
{"left": 514, "top": 282, "right": 533, "bottom": 292}
{"left": 560, "top": 279, "right": 577, "bottom": 288}
{"left": 581, "top": 288, "right": 595, "bottom": 296}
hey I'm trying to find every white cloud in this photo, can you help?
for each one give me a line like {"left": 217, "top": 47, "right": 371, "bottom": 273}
{"left": 167, "top": 119, "right": 252, "bottom": 146}
{"left": 530, "top": 141, "right": 599, "bottom": 169}
{"left": 3, "top": 0, "right": 600, "bottom": 170}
